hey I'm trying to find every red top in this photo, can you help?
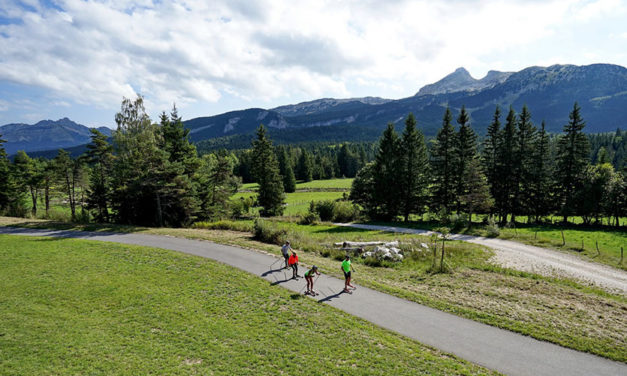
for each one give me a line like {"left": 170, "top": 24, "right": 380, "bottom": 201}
{"left": 288, "top": 254, "right": 298, "bottom": 265}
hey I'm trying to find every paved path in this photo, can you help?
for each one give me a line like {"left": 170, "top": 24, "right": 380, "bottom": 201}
{"left": 335, "top": 223, "right": 627, "bottom": 294}
{"left": 1, "top": 227, "right": 625, "bottom": 376}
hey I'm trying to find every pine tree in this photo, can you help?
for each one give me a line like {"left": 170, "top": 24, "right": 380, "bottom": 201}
{"left": 453, "top": 106, "right": 478, "bottom": 213}
{"left": 111, "top": 95, "right": 172, "bottom": 226}
{"left": 197, "top": 153, "right": 240, "bottom": 219}
{"left": 0, "top": 133, "right": 10, "bottom": 212}
{"left": 512, "top": 105, "right": 537, "bottom": 221}
{"left": 482, "top": 106, "right": 501, "bottom": 211}
{"left": 350, "top": 162, "right": 376, "bottom": 217}
{"left": 251, "top": 125, "right": 285, "bottom": 216}
{"left": 399, "top": 113, "right": 429, "bottom": 221}
{"left": 556, "top": 103, "right": 590, "bottom": 223}
{"left": 85, "top": 129, "right": 114, "bottom": 222}
{"left": 495, "top": 107, "right": 518, "bottom": 224}
{"left": 459, "top": 158, "right": 493, "bottom": 226}
{"left": 430, "top": 108, "right": 457, "bottom": 214}
{"left": 372, "top": 123, "right": 402, "bottom": 220}
{"left": 529, "top": 121, "right": 553, "bottom": 222}
{"left": 297, "top": 150, "right": 313, "bottom": 182}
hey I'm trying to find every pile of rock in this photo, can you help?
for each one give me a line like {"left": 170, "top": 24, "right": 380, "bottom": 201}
{"left": 362, "top": 246, "right": 404, "bottom": 261}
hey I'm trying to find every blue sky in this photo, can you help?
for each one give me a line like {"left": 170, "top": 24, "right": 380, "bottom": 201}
{"left": 1, "top": 0, "right": 626, "bottom": 127}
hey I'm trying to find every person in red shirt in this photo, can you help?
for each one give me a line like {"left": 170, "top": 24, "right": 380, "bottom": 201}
{"left": 288, "top": 251, "right": 300, "bottom": 279}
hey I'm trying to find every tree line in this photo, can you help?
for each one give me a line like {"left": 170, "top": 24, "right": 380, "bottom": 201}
{"left": 349, "top": 104, "right": 626, "bottom": 226}
{"left": 0, "top": 96, "right": 241, "bottom": 226}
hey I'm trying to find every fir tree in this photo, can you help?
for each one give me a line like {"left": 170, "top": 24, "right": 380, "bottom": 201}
{"left": 431, "top": 108, "right": 457, "bottom": 214}
{"left": 297, "top": 150, "right": 313, "bottom": 182}
{"left": 459, "top": 158, "right": 493, "bottom": 226}
{"left": 85, "top": 129, "right": 114, "bottom": 222}
{"left": 453, "top": 106, "right": 478, "bottom": 213}
{"left": 556, "top": 103, "right": 590, "bottom": 223}
{"left": 372, "top": 123, "right": 402, "bottom": 220}
{"left": 0, "top": 133, "right": 11, "bottom": 212}
{"left": 512, "top": 105, "right": 537, "bottom": 221}
{"left": 495, "top": 107, "right": 518, "bottom": 224}
{"left": 529, "top": 121, "right": 553, "bottom": 222}
{"left": 482, "top": 106, "right": 501, "bottom": 211}
{"left": 251, "top": 125, "right": 285, "bottom": 216}
{"left": 399, "top": 113, "right": 429, "bottom": 221}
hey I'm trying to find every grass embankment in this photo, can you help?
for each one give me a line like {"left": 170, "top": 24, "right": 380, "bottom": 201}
{"left": 2, "top": 216, "right": 626, "bottom": 362}
{"left": 366, "top": 220, "right": 627, "bottom": 270}
{"left": 0, "top": 235, "right": 495, "bottom": 375}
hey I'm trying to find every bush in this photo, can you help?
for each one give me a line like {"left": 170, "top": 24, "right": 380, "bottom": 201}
{"left": 253, "top": 219, "right": 289, "bottom": 245}
{"left": 364, "top": 256, "right": 383, "bottom": 267}
{"left": 332, "top": 200, "right": 359, "bottom": 223}
{"left": 312, "top": 200, "right": 335, "bottom": 221}
{"left": 193, "top": 220, "right": 254, "bottom": 233}
{"left": 299, "top": 212, "right": 320, "bottom": 225}
{"left": 485, "top": 217, "right": 500, "bottom": 237}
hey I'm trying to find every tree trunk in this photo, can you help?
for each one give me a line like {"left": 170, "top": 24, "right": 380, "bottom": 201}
{"left": 156, "top": 192, "right": 164, "bottom": 227}
{"left": 30, "top": 188, "right": 37, "bottom": 217}
{"left": 45, "top": 183, "right": 50, "bottom": 217}
{"left": 440, "top": 238, "right": 445, "bottom": 272}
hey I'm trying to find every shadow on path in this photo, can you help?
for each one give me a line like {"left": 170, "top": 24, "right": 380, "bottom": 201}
{"left": 317, "top": 289, "right": 348, "bottom": 303}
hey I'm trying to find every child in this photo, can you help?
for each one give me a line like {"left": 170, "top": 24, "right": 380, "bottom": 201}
{"left": 341, "top": 255, "right": 356, "bottom": 293}
{"left": 288, "top": 251, "right": 300, "bottom": 279}
{"left": 304, "top": 265, "right": 320, "bottom": 295}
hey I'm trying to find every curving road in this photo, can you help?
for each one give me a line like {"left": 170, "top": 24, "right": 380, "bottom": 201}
{"left": 334, "top": 223, "right": 627, "bottom": 294}
{"left": 1, "top": 227, "right": 625, "bottom": 376}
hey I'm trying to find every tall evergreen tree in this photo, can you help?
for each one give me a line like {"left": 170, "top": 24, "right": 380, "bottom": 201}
{"left": 556, "top": 102, "right": 590, "bottom": 223}
{"left": 512, "top": 105, "right": 537, "bottom": 221}
{"left": 372, "top": 123, "right": 402, "bottom": 220}
{"left": 430, "top": 107, "right": 457, "bottom": 214}
{"left": 495, "top": 107, "right": 518, "bottom": 224}
{"left": 296, "top": 150, "right": 313, "bottom": 182}
{"left": 350, "top": 162, "right": 376, "bottom": 217}
{"left": 85, "top": 129, "right": 114, "bottom": 222}
{"left": 399, "top": 113, "right": 429, "bottom": 221}
{"left": 453, "top": 106, "right": 478, "bottom": 213}
{"left": 277, "top": 147, "right": 296, "bottom": 193}
{"left": 111, "top": 95, "right": 172, "bottom": 226}
{"left": 529, "top": 121, "right": 553, "bottom": 222}
{"left": 482, "top": 106, "right": 501, "bottom": 212}
{"left": 251, "top": 125, "right": 285, "bottom": 216}
{"left": 0, "top": 133, "right": 11, "bottom": 212}
{"left": 458, "top": 158, "right": 493, "bottom": 225}
{"left": 197, "top": 153, "right": 240, "bottom": 219}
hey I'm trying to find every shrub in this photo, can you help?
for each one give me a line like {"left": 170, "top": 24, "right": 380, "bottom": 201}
{"left": 332, "top": 200, "right": 359, "bottom": 223}
{"left": 312, "top": 200, "right": 335, "bottom": 221}
{"left": 299, "top": 212, "right": 320, "bottom": 225}
{"left": 193, "top": 220, "right": 254, "bottom": 232}
{"left": 485, "top": 217, "right": 500, "bottom": 237}
{"left": 364, "top": 256, "right": 383, "bottom": 267}
{"left": 253, "top": 219, "right": 289, "bottom": 245}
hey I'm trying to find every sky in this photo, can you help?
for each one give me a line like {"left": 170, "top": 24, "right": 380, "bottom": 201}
{"left": 1, "top": 0, "right": 626, "bottom": 128}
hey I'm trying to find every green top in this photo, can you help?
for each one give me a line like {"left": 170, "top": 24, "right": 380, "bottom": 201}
{"left": 341, "top": 259, "right": 351, "bottom": 273}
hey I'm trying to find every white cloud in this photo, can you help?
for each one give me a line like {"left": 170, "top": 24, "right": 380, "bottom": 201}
{"left": 0, "top": 0, "right": 625, "bottom": 119}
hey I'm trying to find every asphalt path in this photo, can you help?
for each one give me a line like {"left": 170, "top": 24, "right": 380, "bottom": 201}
{"left": 1, "top": 227, "right": 625, "bottom": 376}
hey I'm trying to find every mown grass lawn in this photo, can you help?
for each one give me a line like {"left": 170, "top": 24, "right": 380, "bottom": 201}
{"left": 2, "top": 216, "right": 626, "bottom": 363}
{"left": 0, "top": 235, "right": 496, "bottom": 375}
{"left": 296, "top": 178, "right": 354, "bottom": 190}
{"left": 231, "top": 191, "right": 348, "bottom": 216}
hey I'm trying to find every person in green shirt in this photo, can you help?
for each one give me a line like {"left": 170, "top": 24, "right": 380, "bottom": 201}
{"left": 341, "top": 255, "right": 356, "bottom": 293}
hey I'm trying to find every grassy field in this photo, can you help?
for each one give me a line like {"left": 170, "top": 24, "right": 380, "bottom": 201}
{"left": 2, "top": 216, "right": 626, "bottom": 362}
{"left": 231, "top": 191, "right": 348, "bottom": 216}
{"left": 0, "top": 235, "right": 496, "bottom": 375}
{"left": 296, "top": 178, "right": 354, "bottom": 190}
{"left": 366, "top": 220, "right": 627, "bottom": 270}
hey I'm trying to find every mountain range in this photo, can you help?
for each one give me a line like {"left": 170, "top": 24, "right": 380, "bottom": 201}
{"left": 0, "top": 118, "right": 112, "bottom": 156}
{"left": 2, "top": 63, "right": 626, "bottom": 155}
